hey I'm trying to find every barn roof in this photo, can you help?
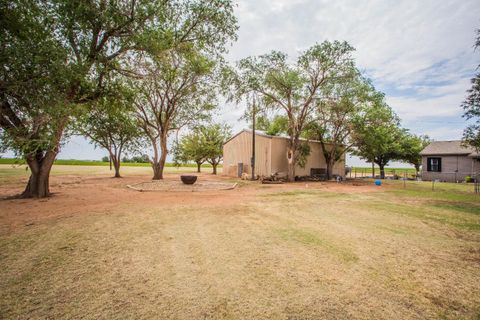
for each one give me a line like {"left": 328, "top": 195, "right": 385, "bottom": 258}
{"left": 224, "top": 129, "right": 330, "bottom": 146}
{"left": 420, "top": 140, "right": 477, "bottom": 156}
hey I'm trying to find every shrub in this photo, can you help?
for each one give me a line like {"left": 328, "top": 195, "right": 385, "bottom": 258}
{"left": 465, "top": 176, "right": 473, "bottom": 183}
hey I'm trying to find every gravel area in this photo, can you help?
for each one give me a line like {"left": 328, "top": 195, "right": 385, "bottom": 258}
{"left": 127, "top": 180, "right": 237, "bottom": 192}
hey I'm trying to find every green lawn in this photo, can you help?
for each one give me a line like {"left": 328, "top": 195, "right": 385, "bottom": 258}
{"left": 0, "top": 167, "right": 479, "bottom": 319}
{"left": 350, "top": 166, "right": 417, "bottom": 176}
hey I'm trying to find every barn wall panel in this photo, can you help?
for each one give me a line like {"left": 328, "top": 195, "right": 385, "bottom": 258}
{"left": 223, "top": 131, "right": 271, "bottom": 177}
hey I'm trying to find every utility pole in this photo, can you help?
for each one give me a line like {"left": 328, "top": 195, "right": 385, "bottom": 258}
{"left": 251, "top": 96, "right": 256, "bottom": 180}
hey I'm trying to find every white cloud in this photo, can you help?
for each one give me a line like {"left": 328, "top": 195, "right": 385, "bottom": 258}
{"left": 225, "top": 0, "right": 480, "bottom": 142}
{"left": 6, "top": 0, "right": 475, "bottom": 162}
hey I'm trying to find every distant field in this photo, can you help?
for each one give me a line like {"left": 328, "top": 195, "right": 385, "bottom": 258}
{"left": 0, "top": 158, "right": 215, "bottom": 168}
{"left": 1, "top": 158, "right": 412, "bottom": 173}
{"left": 0, "top": 164, "right": 219, "bottom": 185}
{"left": 351, "top": 166, "right": 416, "bottom": 176}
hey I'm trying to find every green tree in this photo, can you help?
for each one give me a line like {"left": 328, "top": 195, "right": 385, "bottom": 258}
{"left": 133, "top": 49, "right": 221, "bottom": 180}
{"left": 461, "top": 29, "right": 480, "bottom": 153}
{"left": 306, "top": 76, "right": 380, "bottom": 179}
{"left": 0, "top": 0, "right": 237, "bottom": 198}
{"left": 351, "top": 101, "right": 404, "bottom": 179}
{"left": 199, "top": 124, "right": 231, "bottom": 174}
{"left": 173, "top": 130, "right": 207, "bottom": 173}
{"left": 226, "top": 41, "right": 356, "bottom": 181}
{"left": 253, "top": 115, "right": 289, "bottom": 136}
{"left": 130, "top": 154, "right": 150, "bottom": 163}
{"left": 1, "top": 0, "right": 71, "bottom": 198}
{"left": 398, "top": 133, "right": 431, "bottom": 177}
{"left": 75, "top": 91, "right": 142, "bottom": 178}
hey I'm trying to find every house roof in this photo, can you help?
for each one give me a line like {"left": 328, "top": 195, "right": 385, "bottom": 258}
{"left": 224, "top": 129, "right": 331, "bottom": 146}
{"left": 420, "top": 140, "right": 478, "bottom": 156}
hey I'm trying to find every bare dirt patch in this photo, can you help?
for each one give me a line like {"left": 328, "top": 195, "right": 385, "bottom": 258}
{"left": 0, "top": 166, "right": 380, "bottom": 231}
{"left": 0, "top": 166, "right": 479, "bottom": 319}
{"left": 127, "top": 180, "right": 237, "bottom": 192}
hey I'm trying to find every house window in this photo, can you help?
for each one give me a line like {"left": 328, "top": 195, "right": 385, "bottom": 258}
{"left": 427, "top": 157, "right": 442, "bottom": 172}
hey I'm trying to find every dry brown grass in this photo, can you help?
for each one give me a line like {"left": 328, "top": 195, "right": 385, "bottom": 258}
{"left": 0, "top": 166, "right": 479, "bottom": 319}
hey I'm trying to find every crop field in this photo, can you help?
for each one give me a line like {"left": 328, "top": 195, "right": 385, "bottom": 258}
{"left": 0, "top": 158, "right": 215, "bottom": 167}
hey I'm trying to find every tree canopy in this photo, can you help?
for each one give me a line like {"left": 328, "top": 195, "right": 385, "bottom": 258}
{"left": 397, "top": 133, "right": 430, "bottom": 176}
{"left": 305, "top": 75, "right": 381, "bottom": 179}
{"left": 253, "top": 115, "right": 288, "bottom": 136}
{"left": 0, "top": 0, "right": 238, "bottom": 197}
{"left": 198, "top": 124, "right": 231, "bottom": 174}
{"left": 173, "top": 129, "right": 207, "bottom": 173}
{"left": 133, "top": 48, "right": 221, "bottom": 179}
{"left": 74, "top": 86, "right": 143, "bottom": 178}
{"left": 226, "top": 41, "right": 357, "bottom": 181}
{"left": 461, "top": 29, "right": 480, "bottom": 152}
{"left": 351, "top": 99, "right": 404, "bottom": 179}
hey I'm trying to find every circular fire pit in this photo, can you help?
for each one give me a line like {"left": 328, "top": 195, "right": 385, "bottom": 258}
{"left": 127, "top": 180, "right": 237, "bottom": 192}
{"left": 180, "top": 175, "right": 197, "bottom": 185}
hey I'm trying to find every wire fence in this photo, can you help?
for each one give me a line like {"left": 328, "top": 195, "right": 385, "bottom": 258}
{"left": 348, "top": 167, "right": 417, "bottom": 180}
{"left": 348, "top": 168, "right": 480, "bottom": 194}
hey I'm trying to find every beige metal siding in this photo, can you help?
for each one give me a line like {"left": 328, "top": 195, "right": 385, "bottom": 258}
{"left": 222, "top": 131, "right": 271, "bottom": 177}
{"left": 270, "top": 137, "right": 289, "bottom": 175}
{"left": 224, "top": 130, "right": 346, "bottom": 178}
{"left": 270, "top": 137, "right": 345, "bottom": 177}
{"left": 421, "top": 155, "right": 480, "bottom": 182}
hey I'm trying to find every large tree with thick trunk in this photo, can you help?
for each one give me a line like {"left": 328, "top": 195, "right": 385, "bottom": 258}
{"left": 305, "top": 76, "right": 382, "bottom": 180}
{"left": 226, "top": 41, "right": 355, "bottom": 181}
{"left": 0, "top": 0, "right": 237, "bottom": 198}
{"left": 133, "top": 49, "right": 219, "bottom": 180}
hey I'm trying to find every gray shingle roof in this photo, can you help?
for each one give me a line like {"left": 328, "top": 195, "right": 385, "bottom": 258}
{"left": 420, "top": 140, "right": 477, "bottom": 156}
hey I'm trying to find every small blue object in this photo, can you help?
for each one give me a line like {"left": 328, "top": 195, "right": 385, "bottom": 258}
{"left": 374, "top": 179, "right": 382, "bottom": 186}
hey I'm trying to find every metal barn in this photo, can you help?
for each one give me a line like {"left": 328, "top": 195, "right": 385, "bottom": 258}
{"left": 223, "top": 130, "right": 345, "bottom": 178}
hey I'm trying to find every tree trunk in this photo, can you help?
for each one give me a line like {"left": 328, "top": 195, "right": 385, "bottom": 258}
{"left": 212, "top": 163, "right": 217, "bottom": 175}
{"left": 22, "top": 150, "right": 57, "bottom": 198}
{"left": 196, "top": 161, "right": 201, "bottom": 173}
{"left": 152, "top": 137, "right": 168, "bottom": 180}
{"left": 113, "top": 157, "right": 121, "bottom": 178}
{"left": 152, "top": 161, "right": 162, "bottom": 180}
{"left": 287, "top": 147, "right": 295, "bottom": 182}
{"left": 379, "top": 164, "right": 386, "bottom": 179}
{"left": 414, "top": 164, "right": 420, "bottom": 178}
{"left": 326, "top": 160, "right": 334, "bottom": 180}
{"left": 372, "top": 162, "right": 375, "bottom": 178}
